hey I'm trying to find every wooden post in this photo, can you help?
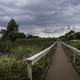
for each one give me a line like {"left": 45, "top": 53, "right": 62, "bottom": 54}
{"left": 27, "top": 61, "right": 32, "bottom": 80}
{"left": 25, "top": 42, "right": 56, "bottom": 80}
{"left": 73, "top": 53, "right": 76, "bottom": 64}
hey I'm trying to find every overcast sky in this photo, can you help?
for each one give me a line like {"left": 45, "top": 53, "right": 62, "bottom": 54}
{"left": 0, "top": 0, "right": 80, "bottom": 37}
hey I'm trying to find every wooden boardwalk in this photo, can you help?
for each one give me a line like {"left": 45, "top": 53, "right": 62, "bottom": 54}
{"left": 45, "top": 42, "right": 80, "bottom": 80}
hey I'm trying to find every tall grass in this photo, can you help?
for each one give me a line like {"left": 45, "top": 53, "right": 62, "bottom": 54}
{"left": 0, "top": 55, "right": 27, "bottom": 80}
{"left": 0, "top": 38, "right": 55, "bottom": 80}
{"left": 65, "top": 40, "right": 80, "bottom": 50}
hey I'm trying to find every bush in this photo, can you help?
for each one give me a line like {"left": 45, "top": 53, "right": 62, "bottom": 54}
{"left": 11, "top": 46, "right": 41, "bottom": 59}
{"left": 0, "top": 55, "right": 27, "bottom": 80}
{"left": 0, "top": 38, "right": 55, "bottom": 80}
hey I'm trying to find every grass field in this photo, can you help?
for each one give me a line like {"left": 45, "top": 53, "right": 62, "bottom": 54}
{"left": 65, "top": 40, "right": 80, "bottom": 50}
{"left": 0, "top": 38, "right": 55, "bottom": 80}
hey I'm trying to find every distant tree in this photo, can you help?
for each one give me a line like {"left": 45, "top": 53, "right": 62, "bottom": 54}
{"left": 1, "top": 19, "right": 19, "bottom": 42}
{"left": 64, "top": 30, "right": 75, "bottom": 40}
{"left": 0, "top": 29, "right": 6, "bottom": 34}
{"left": 27, "top": 34, "right": 33, "bottom": 38}
{"left": 0, "top": 29, "right": 6, "bottom": 37}
{"left": 0, "top": 29, "right": 7, "bottom": 39}
{"left": 74, "top": 32, "right": 80, "bottom": 39}
{"left": 59, "top": 30, "right": 75, "bottom": 41}
{"left": 7, "top": 19, "right": 18, "bottom": 42}
{"left": 65, "top": 30, "right": 75, "bottom": 37}
{"left": 27, "top": 34, "right": 39, "bottom": 39}
{"left": 8, "top": 32, "right": 17, "bottom": 42}
{"left": 59, "top": 30, "right": 80, "bottom": 41}
{"left": 16, "top": 32, "right": 26, "bottom": 39}
{"left": 8, "top": 32, "right": 26, "bottom": 42}
{"left": 1, "top": 19, "right": 26, "bottom": 42}
{"left": 7, "top": 19, "right": 19, "bottom": 33}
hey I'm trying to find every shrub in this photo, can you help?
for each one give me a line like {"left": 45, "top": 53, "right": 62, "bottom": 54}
{"left": 0, "top": 55, "right": 27, "bottom": 80}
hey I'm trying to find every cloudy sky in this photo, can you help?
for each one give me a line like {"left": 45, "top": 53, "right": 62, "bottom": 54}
{"left": 0, "top": 0, "right": 80, "bottom": 37}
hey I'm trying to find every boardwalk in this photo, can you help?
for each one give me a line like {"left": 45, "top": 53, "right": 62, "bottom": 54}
{"left": 45, "top": 42, "right": 80, "bottom": 80}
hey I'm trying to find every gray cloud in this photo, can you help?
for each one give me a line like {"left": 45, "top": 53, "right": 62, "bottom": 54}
{"left": 0, "top": 0, "right": 80, "bottom": 37}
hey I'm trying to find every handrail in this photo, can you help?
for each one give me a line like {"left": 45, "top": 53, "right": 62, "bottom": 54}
{"left": 62, "top": 42, "right": 80, "bottom": 56}
{"left": 62, "top": 42, "right": 80, "bottom": 73}
{"left": 26, "top": 42, "right": 56, "bottom": 65}
{"left": 25, "top": 42, "right": 57, "bottom": 80}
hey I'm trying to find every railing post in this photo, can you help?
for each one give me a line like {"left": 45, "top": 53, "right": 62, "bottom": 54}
{"left": 73, "top": 53, "right": 76, "bottom": 64}
{"left": 27, "top": 61, "right": 32, "bottom": 80}
{"left": 25, "top": 42, "right": 56, "bottom": 80}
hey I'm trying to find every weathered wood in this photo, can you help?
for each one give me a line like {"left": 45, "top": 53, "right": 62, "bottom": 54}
{"left": 62, "top": 42, "right": 80, "bottom": 73}
{"left": 27, "top": 62, "right": 32, "bottom": 80}
{"left": 62, "top": 42, "right": 80, "bottom": 56}
{"left": 25, "top": 42, "right": 57, "bottom": 80}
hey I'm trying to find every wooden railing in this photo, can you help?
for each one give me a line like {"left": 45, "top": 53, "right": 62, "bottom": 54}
{"left": 25, "top": 42, "right": 57, "bottom": 80}
{"left": 62, "top": 42, "right": 80, "bottom": 72}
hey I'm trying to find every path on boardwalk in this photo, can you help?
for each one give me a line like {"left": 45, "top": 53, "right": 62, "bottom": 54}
{"left": 45, "top": 42, "right": 80, "bottom": 80}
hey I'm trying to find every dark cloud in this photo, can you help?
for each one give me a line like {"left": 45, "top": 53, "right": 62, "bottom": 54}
{"left": 0, "top": 0, "right": 80, "bottom": 37}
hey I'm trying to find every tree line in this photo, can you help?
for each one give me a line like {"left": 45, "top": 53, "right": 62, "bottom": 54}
{"left": 0, "top": 19, "right": 40, "bottom": 42}
{"left": 59, "top": 30, "right": 80, "bottom": 41}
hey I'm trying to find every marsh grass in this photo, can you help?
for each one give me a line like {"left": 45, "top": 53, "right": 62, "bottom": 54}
{"left": 0, "top": 38, "right": 55, "bottom": 80}
{"left": 0, "top": 55, "right": 27, "bottom": 80}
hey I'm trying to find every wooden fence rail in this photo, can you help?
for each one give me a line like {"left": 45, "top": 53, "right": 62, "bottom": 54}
{"left": 62, "top": 42, "right": 80, "bottom": 73}
{"left": 25, "top": 42, "right": 57, "bottom": 80}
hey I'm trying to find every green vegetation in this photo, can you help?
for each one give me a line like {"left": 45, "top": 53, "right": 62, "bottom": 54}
{"left": 32, "top": 46, "right": 56, "bottom": 80}
{"left": 64, "top": 40, "right": 80, "bottom": 72}
{"left": 0, "top": 38, "right": 55, "bottom": 80}
{"left": 0, "top": 38, "right": 55, "bottom": 57}
{"left": 0, "top": 56, "right": 27, "bottom": 80}
{"left": 65, "top": 40, "right": 80, "bottom": 50}
{"left": 58, "top": 29, "right": 80, "bottom": 49}
{"left": 1, "top": 19, "right": 26, "bottom": 42}
{"left": 59, "top": 30, "right": 80, "bottom": 72}
{"left": 59, "top": 30, "right": 80, "bottom": 41}
{"left": 0, "top": 19, "right": 56, "bottom": 80}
